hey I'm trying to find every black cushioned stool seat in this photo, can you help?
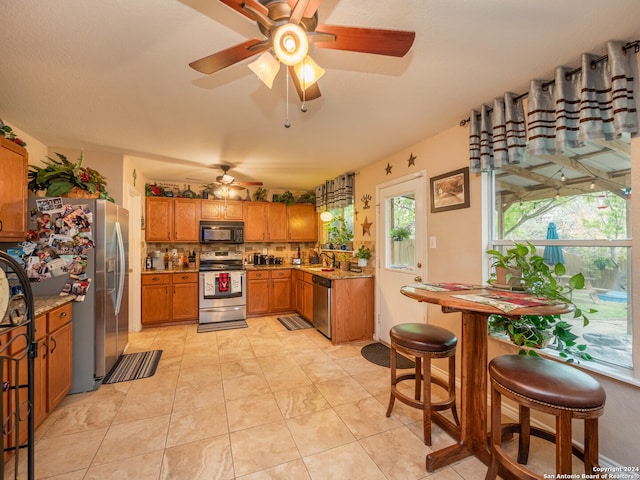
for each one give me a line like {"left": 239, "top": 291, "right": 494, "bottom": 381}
{"left": 385, "top": 323, "right": 460, "bottom": 445}
{"left": 485, "top": 355, "right": 606, "bottom": 480}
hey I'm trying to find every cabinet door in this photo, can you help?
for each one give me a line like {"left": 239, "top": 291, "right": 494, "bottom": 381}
{"left": 267, "top": 203, "right": 288, "bottom": 242}
{"left": 244, "top": 203, "right": 267, "bottom": 241}
{"left": 223, "top": 201, "right": 244, "bottom": 220}
{"left": 247, "top": 271, "right": 270, "bottom": 314}
{"left": 48, "top": 321, "right": 73, "bottom": 411}
{"left": 303, "top": 281, "right": 314, "bottom": 322}
{"left": 201, "top": 200, "right": 223, "bottom": 219}
{"left": 270, "top": 270, "right": 292, "bottom": 312}
{"left": 141, "top": 275, "right": 172, "bottom": 324}
{"left": 0, "top": 138, "right": 28, "bottom": 241}
{"left": 174, "top": 199, "right": 200, "bottom": 242}
{"left": 172, "top": 281, "right": 199, "bottom": 321}
{"left": 145, "top": 197, "right": 174, "bottom": 241}
{"left": 34, "top": 337, "right": 48, "bottom": 428}
{"left": 288, "top": 204, "right": 318, "bottom": 242}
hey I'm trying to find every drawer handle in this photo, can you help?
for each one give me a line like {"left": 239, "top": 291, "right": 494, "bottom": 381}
{"left": 153, "top": 277, "right": 160, "bottom": 281}
{"left": 181, "top": 275, "right": 189, "bottom": 279}
{"left": 256, "top": 273, "right": 262, "bottom": 277}
{"left": 59, "top": 311, "right": 67, "bottom": 318}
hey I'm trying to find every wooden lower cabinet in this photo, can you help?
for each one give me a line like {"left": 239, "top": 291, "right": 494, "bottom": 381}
{"left": 142, "top": 272, "right": 199, "bottom": 325}
{"left": 47, "top": 305, "right": 73, "bottom": 411}
{"left": 247, "top": 269, "right": 292, "bottom": 316}
{"left": 330, "top": 277, "right": 374, "bottom": 344}
{"left": 294, "top": 270, "right": 314, "bottom": 322}
{"left": 2, "top": 303, "right": 72, "bottom": 459}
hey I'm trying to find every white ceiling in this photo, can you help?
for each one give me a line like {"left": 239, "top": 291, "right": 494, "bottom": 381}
{"left": 2, "top": 1, "right": 640, "bottom": 192}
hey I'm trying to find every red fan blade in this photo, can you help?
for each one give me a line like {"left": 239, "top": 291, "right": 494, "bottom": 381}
{"left": 219, "top": 0, "right": 268, "bottom": 19}
{"left": 314, "top": 24, "right": 415, "bottom": 57}
{"left": 234, "top": 181, "right": 264, "bottom": 186}
{"left": 287, "top": 0, "right": 322, "bottom": 21}
{"left": 288, "top": 65, "right": 321, "bottom": 101}
{"left": 189, "top": 39, "right": 268, "bottom": 74}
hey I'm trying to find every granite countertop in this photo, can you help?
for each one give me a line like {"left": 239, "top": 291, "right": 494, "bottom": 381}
{"left": 1, "top": 294, "right": 76, "bottom": 332}
{"left": 142, "top": 268, "right": 199, "bottom": 275}
{"left": 245, "top": 264, "right": 374, "bottom": 280}
{"left": 33, "top": 295, "right": 76, "bottom": 317}
{"left": 141, "top": 265, "right": 373, "bottom": 279}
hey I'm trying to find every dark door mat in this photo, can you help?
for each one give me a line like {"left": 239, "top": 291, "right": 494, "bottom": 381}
{"left": 102, "top": 350, "right": 163, "bottom": 384}
{"left": 278, "top": 315, "right": 314, "bottom": 331}
{"left": 197, "top": 320, "right": 248, "bottom": 333}
{"left": 361, "top": 342, "right": 415, "bottom": 369}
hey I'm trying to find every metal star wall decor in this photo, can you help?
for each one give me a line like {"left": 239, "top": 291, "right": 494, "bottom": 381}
{"left": 385, "top": 163, "right": 393, "bottom": 175}
{"left": 408, "top": 153, "right": 416, "bottom": 167}
{"left": 361, "top": 216, "right": 373, "bottom": 236}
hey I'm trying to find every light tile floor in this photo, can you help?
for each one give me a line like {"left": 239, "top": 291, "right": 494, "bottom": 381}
{"left": 14, "top": 315, "right": 564, "bottom": 479}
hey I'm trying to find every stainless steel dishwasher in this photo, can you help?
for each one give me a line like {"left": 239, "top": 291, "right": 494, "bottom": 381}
{"left": 312, "top": 275, "right": 331, "bottom": 339}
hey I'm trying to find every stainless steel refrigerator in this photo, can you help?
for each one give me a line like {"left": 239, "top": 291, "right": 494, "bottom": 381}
{"left": 28, "top": 198, "right": 129, "bottom": 393}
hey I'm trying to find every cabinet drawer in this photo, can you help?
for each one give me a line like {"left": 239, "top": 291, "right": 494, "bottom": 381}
{"left": 48, "top": 303, "right": 72, "bottom": 332}
{"left": 35, "top": 314, "right": 47, "bottom": 341}
{"left": 303, "top": 272, "right": 313, "bottom": 284}
{"left": 272, "top": 269, "right": 291, "bottom": 279}
{"left": 247, "top": 270, "right": 268, "bottom": 280}
{"left": 142, "top": 274, "right": 170, "bottom": 285}
{"left": 172, "top": 273, "right": 198, "bottom": 284}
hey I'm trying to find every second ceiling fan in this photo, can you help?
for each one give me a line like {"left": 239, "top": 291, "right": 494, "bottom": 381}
{"left": 189, "top": 0, "right": 415, "bottom": 101}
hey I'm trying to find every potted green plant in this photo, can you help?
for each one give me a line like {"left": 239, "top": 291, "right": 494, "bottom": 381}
{"left": 390, "top": 226, "right": 411, "bottom": 241}
{"left": 487, "top": 242, "right": 596, "bottom": 362}
{"left": 28, "top": 152, "right": 114, "bottom": 202}
{"left": 337, "top": 252, "right": 351, "bottom": 271}
{"left": 354, "top": 245, "right": 371, "bottom": 267}
{"left": 326, "top": 215, "right": 353, "bottom": 249}
{"left": 276, "top": 190, "right": 296, "bottom": 206}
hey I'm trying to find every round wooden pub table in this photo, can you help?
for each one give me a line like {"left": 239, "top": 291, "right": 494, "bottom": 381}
{"left": 400, "top": 284, "right": 573, "bottom": 473}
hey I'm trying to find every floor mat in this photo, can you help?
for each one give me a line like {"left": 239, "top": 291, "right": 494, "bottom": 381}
{"left": 197, "top": 320, "right": 248, "bottom": 333}
{"left": 361, "top": 342, "right": 415, "bottom": 369}
{"left": 277, "top": 315, "right": 314, "bottom": 331}
{"left": 102, "top": 350, "right": 163, "bottom": 384}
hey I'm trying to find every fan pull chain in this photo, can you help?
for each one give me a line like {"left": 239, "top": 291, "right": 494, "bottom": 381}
{"left": 284, "top": 68, "right": 291, "bottom": 128}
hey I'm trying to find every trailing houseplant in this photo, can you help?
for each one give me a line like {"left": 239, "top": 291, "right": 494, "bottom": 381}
{"left": 487, "top": 242, "right": 596, "bottom": 362}
{"left": 28, "top": 152, "right": 114, "bottom": 202}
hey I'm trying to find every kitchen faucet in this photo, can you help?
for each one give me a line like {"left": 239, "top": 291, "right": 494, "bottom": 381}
{"left": 320, "top": 251, "right": 336, "bottom": 268}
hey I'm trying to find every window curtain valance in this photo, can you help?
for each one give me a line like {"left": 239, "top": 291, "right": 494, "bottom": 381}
{"left": 469, "top": 40, "right": 638, "bottom": 172}
{"left": 315, "top": 173, "right": 355, "bottom": 211}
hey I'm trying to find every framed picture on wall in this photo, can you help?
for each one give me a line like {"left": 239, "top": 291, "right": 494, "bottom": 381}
{"left": 430, "top": 167, "right": 470, "bottom": 213}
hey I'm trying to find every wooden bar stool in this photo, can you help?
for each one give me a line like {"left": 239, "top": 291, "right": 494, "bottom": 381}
{"left": 385, "top": 323, "right": 460, "bottom": 445}
{"left": 485, "top": 355, "right": 606, "bottom": 480}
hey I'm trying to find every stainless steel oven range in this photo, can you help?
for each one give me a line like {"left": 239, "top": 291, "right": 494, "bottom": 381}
{"left": 199, "top": 251, "right": 246, "bottom": 324}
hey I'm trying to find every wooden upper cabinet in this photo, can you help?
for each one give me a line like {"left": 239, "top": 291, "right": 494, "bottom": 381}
{"left": 288, "top": 204, "right": 318, "bottom": 242}
{"left": 0, "top": 138, "right": 28, "bottom": 241}
{"left": 268, "top": 203, "right": 288, "bottom": 242}
{"left": 145, "top": 198, "right": 199, "bottom": 242}
{"left": 201, "top": 200, "right": 243, "bottom": 220}
{"left": 173, "top": 198, "right": 200, "bottom": 242}
{"left": 145, "top": 197, "right": 173, "bottom": 241}
{"left": 244, "top": 202, "right": 287, "bottom": 242}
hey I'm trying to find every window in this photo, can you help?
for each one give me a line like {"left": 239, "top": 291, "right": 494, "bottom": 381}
{"left": 386, "top": 194, "right": 416, "bottom": 270}
{"left": 322, "top": 204, "right": 354, "bottom": 249}
{"left": 489, "top": 137, "right": 633, "bottom": 369}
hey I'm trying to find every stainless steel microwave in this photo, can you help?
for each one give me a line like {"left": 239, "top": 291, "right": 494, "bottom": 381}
{"left": 199, "top": 221, "right": 244, "bottom": 244}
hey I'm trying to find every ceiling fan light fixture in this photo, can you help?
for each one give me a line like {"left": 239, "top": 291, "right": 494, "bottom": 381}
{"left": 273, "top": 23, "right": 308, "bottom": 66}
{"left": 293, "top": 55, "right": 325, "bottom": 89}
{"left": 248, "top": 51, "right": 281, "bottom": 88}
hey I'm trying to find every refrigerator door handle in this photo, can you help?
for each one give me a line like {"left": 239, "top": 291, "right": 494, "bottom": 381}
{"left": 114, "top": 221, "right": 125, "bottom": 315}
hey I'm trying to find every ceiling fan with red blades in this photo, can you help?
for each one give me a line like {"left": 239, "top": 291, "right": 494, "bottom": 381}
{"left": 189, "top": 0, "right": 415, "bottom": 101}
